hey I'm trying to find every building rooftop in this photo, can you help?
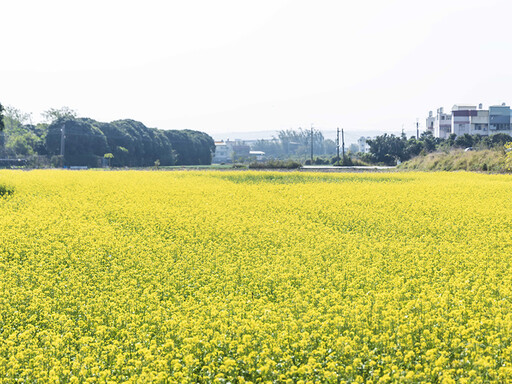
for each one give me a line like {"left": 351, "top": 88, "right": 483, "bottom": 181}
{"left": 452, "top": 104, "right": 477, "bottom": 111}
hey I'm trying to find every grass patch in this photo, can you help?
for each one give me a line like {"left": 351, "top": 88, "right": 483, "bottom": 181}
{"left": 399, "top": 149, "right": 506, "bottom": 172}
{"left": 217, "top": 172, "right": 407, "bottom": 184}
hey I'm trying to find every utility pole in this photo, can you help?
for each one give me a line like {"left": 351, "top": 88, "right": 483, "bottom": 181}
{"left": 416, "top": 119, "right": 419, "bottom": 139}
{"left": 336, "top": 127, "right": 340, "bottom": 161}
{"left": 60, "top": 123, "right": 66, "bottom": 167}
{"left": 310, "top": 124, "right": 314, "bottom": 164}
{"left": 342, "top": 128, "right": 345, "bottom": 159}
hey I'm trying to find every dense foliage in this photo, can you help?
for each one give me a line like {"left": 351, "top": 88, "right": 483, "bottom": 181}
{"left": 248, "top": 159, "right": 302, "bottom": 169}
{"left": 1, "top": 170, "right": 512, "bottom": 382}
{"left": 1, "top": 107, "right": 214, "bottom": 167}
{"left": 163, "top": 129, "right": 216, "bottom": 166}
{"left": 252, "top": 128, "right": 337, "bottom": 159}
{"left": 0, "top": 102, "right": 4, "bottom": 131}
{"left": 366, "top": 132, "right": 512, "bottom": 166}
{"left": 46, "top": 118, "right": 108, "bottom": 167}
{"left": 0, "top": 182, "right": 14, "bottom": 197}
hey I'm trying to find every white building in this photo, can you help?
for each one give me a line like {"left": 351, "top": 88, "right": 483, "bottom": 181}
{"left": 358, "top": 136, "right": 371, "bottom": 153}
{"left": 212, "top": 141, "right": 232, "bottom": 163}
{"left": 426, "top": 103, "right": 511, "bottom": 138}
{"left": 213, "top": 140, "right": 263, "bottom": 163}
{"left": 451, "top": 104, "right": 477, "bottom": 137}
{"left": 249, "top": 150, "right": 265, "bottom": 161}
{"left": 489, "top": 104, "right": 511, "bottom": 133}
{"left": 471, "top": 105, "right": 489, "bottom": 135}
{"left": 426, "top": 107, "right": 452, "bottom": 139}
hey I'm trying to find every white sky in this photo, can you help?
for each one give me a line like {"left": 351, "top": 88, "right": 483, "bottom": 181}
{"left": 2, "top": 0, "right": 512, "bottom": 137}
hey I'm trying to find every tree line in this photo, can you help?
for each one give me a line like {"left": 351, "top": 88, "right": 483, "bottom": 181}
{"left": 249, "top": 127, "right": 512, "bottom": 166}
{"left": 0, "top": 105, "right": 215, "bottom": 167}
{"left": 0, "top": 103, "right": 4, "bottom": 131}
{"left": 251, "top": 128, "right": 337, "bottom": 159}
{"left": 366, "top": 131, "right": 512, "bottom": 165}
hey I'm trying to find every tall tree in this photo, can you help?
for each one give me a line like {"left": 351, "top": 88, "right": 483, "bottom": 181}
{"left": 0, "top": 103, "right": 4, "bottom": 131}
{"left": 488, "top": 133, "right": 512, "bottom": 147}
{"left": 252, "top": 139, "right": 284, "bottom": 158}
{"left": 0, "top": 103, "right": 4, "bottom": 157}
{"left": 1, "top": 106, "right": 43, "bottom": 157}
{"left": 454, "top": 134, "right": 474, "bottom": 149}
{"left": 164, "top": 130, "right": 214, "bottom": 165}
{"left": 41, "top": 107, "right": 78, "bottom": 124}
{"left": 367, "top": 134, "right": 406, "bottom": 165}
{"left": 277, "top": 128, "right": 325, "bottom": 156}
{"left": 46, "top": 118, "right": 108, "bottom": 167}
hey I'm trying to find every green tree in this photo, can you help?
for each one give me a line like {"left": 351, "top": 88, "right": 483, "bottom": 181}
{"left": 419, "top": 130, "right": 438, "bottom": 152}
{"left": 278, "top": 128, "right": 325, "bottom": 156}
{"left": 323, "top": 139, "right": 337, "bottom": 156}
{"left": 488, "top": 133, "right": 512, "bottom": 147}
{"left": 454, "top": 133, "right": 474, "bottom": 148}
{"left": 46, "top": 118, "right": 108, "bottom": 167}
{"left": 0, "top": 103, "right": 4, "bottom": 131}
{"left": 41, "top": 107, "right": 77, "bottom": 124}
{"left": 164, "top": 130, "right": 214, "bottom": 165}
{"left": 252, "top": 139, "right": 284, "bottom": 158}
{"left": 1, "top": 106, "right": 44, "bottom": 158}
{"left": 102, "top": 119, "right": 175, "bottom": 167}
{"left": 104, "top": 153, "right": 114, "bottom": 167}
{"left": 367, "top": 134, "right": 406, "bottom": 165}
{"left": 404, "top": 137, "right": 423, "bottom": 159}
{"left": 0, "top": 103, "right": 4, "bottom": 156}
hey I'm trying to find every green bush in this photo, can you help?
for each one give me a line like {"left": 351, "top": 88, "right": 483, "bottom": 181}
{"left": 0, "top": 184, "right": 14, "bottom": 197}
{"left": 332, "top": 156, "right": 369, "bottom": 166}
{"left": 248, "top": 159, "right": 302, "bottom": 169}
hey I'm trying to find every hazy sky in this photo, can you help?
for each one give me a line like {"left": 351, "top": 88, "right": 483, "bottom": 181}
{"left": 2, "top": 0, "right": 512, "bottom": 137}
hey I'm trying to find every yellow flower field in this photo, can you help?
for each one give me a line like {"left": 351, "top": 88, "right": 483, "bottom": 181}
{"left": 1, "top": 170, "right": 512, "bottom": 383}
